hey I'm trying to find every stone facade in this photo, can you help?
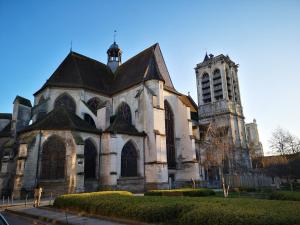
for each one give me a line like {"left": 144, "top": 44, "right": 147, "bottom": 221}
{"left": 0, "top": 43, "right": 203, "bottom": 198}
{"left": 0, "top": 44, "right": 262, "bottom": 198}
{"left": 195, "top": 53, "right": 252, "bottom": 187}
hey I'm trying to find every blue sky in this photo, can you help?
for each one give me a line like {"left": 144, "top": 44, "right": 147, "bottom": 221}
{"left": 0, "top": 0, "right": 299, "bottom": 154}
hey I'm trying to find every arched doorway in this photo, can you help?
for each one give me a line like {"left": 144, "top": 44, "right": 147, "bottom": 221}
{"left": 121, "top": 141, "right": 138, "bottom": 177}
{"left": 164, "top": 101, "right": 176, "bottom": 169}
{"left": 41, "top": 135, "right": 66, "bottom": 179}
{"left": 84, "top": 139, "right": 97, "bottom": 179}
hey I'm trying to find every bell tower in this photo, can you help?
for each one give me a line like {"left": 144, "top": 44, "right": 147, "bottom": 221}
{"left": 195, "top": 53, "right": 251, "bottom": 176}
{"left": 107, "top": 37, "right": 122, "bottom": 73}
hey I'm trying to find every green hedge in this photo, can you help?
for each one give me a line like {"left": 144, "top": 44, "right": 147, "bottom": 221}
{"left": 54, "top": 193, "right": 300, "bottom": 225}
{"left": 269, "top": 191, "right": 300, "bottom": 201}
{"left": 144, "top": 188, "right": 215, "bottom": 197}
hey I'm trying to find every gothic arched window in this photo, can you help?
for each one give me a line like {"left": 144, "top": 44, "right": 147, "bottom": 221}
{"left": 84, "top": 114, "right": 96, "bottom": 128}
{"left": 201, "top": 73, "right": 211, "bottom": 103}
{"left": 54, "top": 93, "right": 76, "bottom": 112}
{"left": 87, "top": 97, "right": 103, "bottom": 114}
{"left": 41, "top": 135, "right": 65, "bottom": 179}
{"left": 116, "top": 102, "right": 132, "bottom": 124}
{"left": 164, "top": 100, "right": 176, "bottom": 169}
{"left": 213, "top": 69, "right": 223, "bottom": 100}
{"left": 121, "top": 141, "right": 138, "bottom": 177}
{"left": 84, "top": 139, "right": 97, "bottom": 179}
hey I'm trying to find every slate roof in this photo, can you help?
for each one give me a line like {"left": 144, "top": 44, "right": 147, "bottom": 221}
{"left": 14, "top": 96, "right": 32, "bottom": 107}
{"left": 0, "top": 122, "right": 11, "bottom": 137}
{"left": 35, "top": 43, "right": 176, "bottom": 96}
{"left": 0, "top": 113, "right": 12, "bottom": 120}
{"left": 35, "top": 52, "right": 114, "bottom": 96}
{"left": 20, "top": 107, "right": 100, "bottom": 134}
{"left": 105, "top": 116, "right": 145, "bottom": 136}
{"left": 179, "top": 95, "right": 198, "bottom": 113}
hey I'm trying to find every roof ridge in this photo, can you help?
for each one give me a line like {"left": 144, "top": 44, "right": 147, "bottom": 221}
{"left": 70, "top": 51, "right": 107, "bottom": 66}
{"left": 153, "top": 43, "right": 175, "bottom": 89}
{"left": 117, "top": 43, "right": 157, "bottom": 71}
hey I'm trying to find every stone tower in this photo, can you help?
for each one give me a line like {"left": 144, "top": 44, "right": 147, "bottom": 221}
{"left": 195, "top": 53, "right": 251, "bottom": 177}
{"left": 245, "top": 119, "right": 264, "bottom": 158}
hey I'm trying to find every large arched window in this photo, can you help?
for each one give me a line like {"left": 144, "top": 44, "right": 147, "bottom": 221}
{"left": 87, "top": 97, "right": 103, "bottom": 114}
{"left": 164, "top": 101, "right": 176, "bottom": 169}
{"left": 84, "top": 114, "right": 96, "bottom": 128}
{"left": 116, "top": 102, "right": 132, "bottom": 124}
{"left": 121, "top": 141, "right": 138, "bottom": 177}
{"left": 41, "top": 135, "right": 66, "bottom": 179}
{"left": 201, "top": 73, "right": 211, "bottom": 103}
{"left": 54, "top": 93, "right": 76, "bottom": 112}
{"left": 213, "top": 69, "right": 223, "bottom": 100}
{"left": 84, "top": 139, "right": 97, "bottom": 179}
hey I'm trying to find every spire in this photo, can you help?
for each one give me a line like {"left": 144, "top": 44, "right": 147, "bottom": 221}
{"left": 203, "top": 52, "right": 209, "bottom": 62}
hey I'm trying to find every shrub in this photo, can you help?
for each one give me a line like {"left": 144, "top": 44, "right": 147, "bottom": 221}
{"left": 269, "top": 191, "right": 300, "bottom": 201}
{"left": 144, "top": 188, "right": 215, "bottom": 197}
{"left": 54, "top": 194, "right": 300, "bottom": 225}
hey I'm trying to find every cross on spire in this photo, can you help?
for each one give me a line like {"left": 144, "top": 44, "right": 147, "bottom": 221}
{"left": 113, "top": 30, "right": 117, "bottom": 43}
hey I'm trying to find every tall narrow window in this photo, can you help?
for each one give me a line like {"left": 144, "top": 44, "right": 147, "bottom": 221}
{"left": 41, "top": 135, "right": 65, "bottom": 179}
{"left": 201, "top": 73, "right": 211, "bottom": 103}
{"left": 164, "top": 101, "right": 176, "bottom": 169}
{"left": 121, "top": 141, "right": 138, "bottom": 177}
{"left": 226, "top": 69, "right": 233, "bottom": 101}
{"left": 84, "top": 139, "right": 97, "bottom": 179}
{"left": 213, "top": 69, "right": 223, "bottom": 100}
{"left": 116, "top": 102, "right": 132, "bottom": 124}
{"left": 54, "top": 94, "right": 76, "bottom": 112}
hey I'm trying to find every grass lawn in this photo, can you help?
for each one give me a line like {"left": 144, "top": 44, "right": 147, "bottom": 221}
{"left": 54, "top": 192, "right": 300, "bottom": 225}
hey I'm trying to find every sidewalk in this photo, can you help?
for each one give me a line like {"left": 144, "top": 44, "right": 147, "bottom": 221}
{"left": 5, "top": 205, "right": 147, "bottom": 225}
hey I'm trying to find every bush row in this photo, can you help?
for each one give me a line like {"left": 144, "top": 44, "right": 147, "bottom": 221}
{"left": 144, "top": 188, "right": 215, "bottom": 197}
{"left": 269, "top": 191, "right": 300, "bottom": 201}
{"left": 54, "top": 192, "right": 300, "bottom": 225}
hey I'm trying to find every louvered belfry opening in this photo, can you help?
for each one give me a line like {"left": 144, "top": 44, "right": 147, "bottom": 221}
{"left": 41, "top": 135, "right": 66, "bottom": 179}
{"left": 164, "top": 100, "right": 176, "bottom": 169}
{"left": 84, "top": 139, "right": 97, "bottom": 179}
{"left": 121, "top": 141, "right": 138, "bottom": 177}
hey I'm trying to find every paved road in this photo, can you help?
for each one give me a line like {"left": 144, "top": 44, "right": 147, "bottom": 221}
{"left": 1, "top": 211, "right": 51, "bottom": 225}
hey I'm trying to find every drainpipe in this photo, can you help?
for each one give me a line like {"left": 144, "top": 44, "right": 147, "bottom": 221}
{"left": 143, "top": 134, "right": 146, "bottom": 191}
{"left": 35, "top": 130, "right": 42, "bottom": 188}
{"left": 98, "top": 131, "right": 102, "bottom": 188}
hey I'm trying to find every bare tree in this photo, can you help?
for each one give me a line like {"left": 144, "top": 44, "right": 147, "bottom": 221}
{"left": 269, "top": 127, "right": 300, "bottom": 191}
{"left": 201, "top": 121, "right": 232, "bottom": 197}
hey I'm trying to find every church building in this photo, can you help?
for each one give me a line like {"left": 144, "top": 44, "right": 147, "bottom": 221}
{"left": 0, "top": 42, "right": 256, "bottom": 198}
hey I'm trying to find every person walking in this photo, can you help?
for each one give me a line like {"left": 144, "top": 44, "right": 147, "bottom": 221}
{"left": 33, "top": 184, "right": 42, "bottom": 207}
